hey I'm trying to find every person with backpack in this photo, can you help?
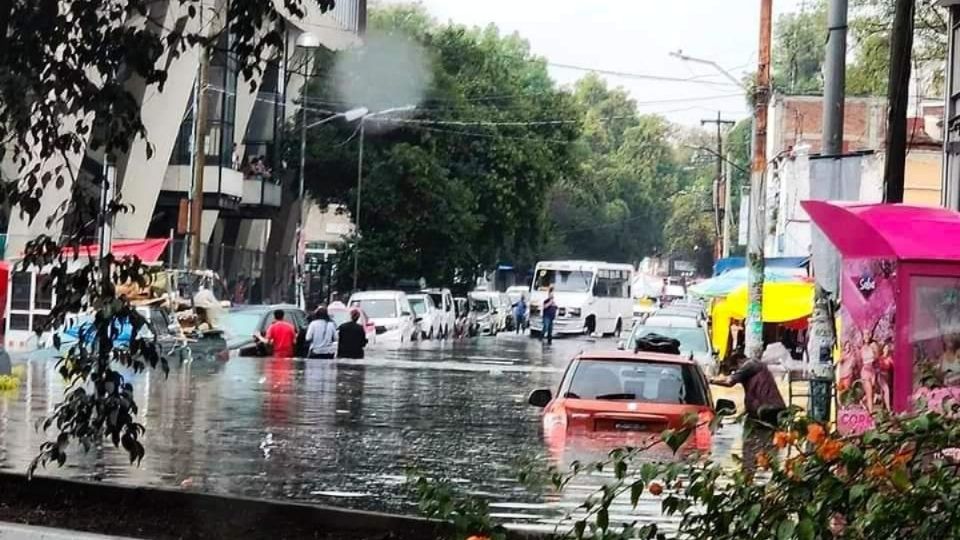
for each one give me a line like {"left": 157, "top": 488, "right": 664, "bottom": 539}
{"left": 305, "top": 306, "right": 337, "bottom": 359}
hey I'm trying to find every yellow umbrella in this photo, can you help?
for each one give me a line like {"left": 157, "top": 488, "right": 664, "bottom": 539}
{"left": 712, "top": 281, "right": 815, "bottom": 359}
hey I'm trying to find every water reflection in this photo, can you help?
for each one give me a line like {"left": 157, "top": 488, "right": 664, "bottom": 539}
{"left": 0, "top": 335, "right": 745, "bottom": 533}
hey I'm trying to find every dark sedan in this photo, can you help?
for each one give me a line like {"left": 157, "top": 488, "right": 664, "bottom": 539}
{"left": 222, "top": 304, "right": 308, "bottom": 356}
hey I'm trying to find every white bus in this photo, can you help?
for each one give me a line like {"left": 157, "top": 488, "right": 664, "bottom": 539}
{"left": 528, "top": 260, "right": 634, "bottom": 338}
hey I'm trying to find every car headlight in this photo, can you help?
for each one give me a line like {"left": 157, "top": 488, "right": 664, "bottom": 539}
{"left": 568, "top": 307, "right": 582, "bottom": 317}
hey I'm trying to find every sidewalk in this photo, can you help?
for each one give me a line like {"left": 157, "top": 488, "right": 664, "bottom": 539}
{"left": 0, "top": 522, "right": 139, "bottom": 540}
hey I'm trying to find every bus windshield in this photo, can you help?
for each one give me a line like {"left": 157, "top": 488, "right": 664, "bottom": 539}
{"left": 534, "top": 269, "right": 594, "bottom": 293}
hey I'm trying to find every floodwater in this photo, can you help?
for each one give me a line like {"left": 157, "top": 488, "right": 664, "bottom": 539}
{"left": 0, "top": 334, "right": 749, "bottom": 535}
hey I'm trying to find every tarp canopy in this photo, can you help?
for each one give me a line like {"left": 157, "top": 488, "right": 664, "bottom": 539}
{"left": 802, "top": 201, "right": 960, "bottom": 262}
{"left": 59, "top": 239, "right": 170, "bottom": 262}
{"left": 711, "top": 281, "right": 815, "bottom": 358}
{"left": 713, "top": 256, "right": 809, "bottom": 276}
{"left": 689, "top": 266, "right": 809, "bottom": 298}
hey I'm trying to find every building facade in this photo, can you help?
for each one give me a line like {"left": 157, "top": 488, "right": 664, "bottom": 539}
{"left": 760, "top": 93, "right": 945, "bottom": 259}
{"left": 3, "top": 0, "right": 365, "bottom": 288}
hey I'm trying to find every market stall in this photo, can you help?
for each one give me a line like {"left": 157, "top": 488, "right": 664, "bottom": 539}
{"left": 711, "top": 281, "right": 815, "bottom": 360}
{"left": 803, "top": 201, "right": 960, "bottom": 424}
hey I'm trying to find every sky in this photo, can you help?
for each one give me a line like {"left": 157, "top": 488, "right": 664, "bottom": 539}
{"left": 381, "top": 0, "right": 804, "bottom": 126}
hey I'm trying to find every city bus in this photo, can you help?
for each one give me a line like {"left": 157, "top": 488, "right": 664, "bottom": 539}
{"left": 528, "top": 260, "right": 634, "bottom": 338}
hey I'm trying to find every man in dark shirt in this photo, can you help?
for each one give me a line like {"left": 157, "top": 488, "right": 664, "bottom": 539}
{"left": 711, "top": 354, "right": 786, "bottom": 424}
{"left": 711, "top": 353, "right": 786, "bottom": 476}
{"left": 337, "top": 309, "right": 368, "bottom": 359}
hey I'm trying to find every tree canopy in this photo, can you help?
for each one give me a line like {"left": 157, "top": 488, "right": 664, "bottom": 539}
{"left": 772, "top": 0, "right": 946, "bottom": 97}
{"left": 303, "top": 4, "right": 581, "bottom": 289}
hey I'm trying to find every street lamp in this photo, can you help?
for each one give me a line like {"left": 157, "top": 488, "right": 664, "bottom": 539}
{"left": 352, "top": 105, "right": 416, "bottom": 292}
{"left": 669, "top": 50, "right": 748, "bottom": 91}
{"left": 293, "top": 33, "right": 368, "bottom": 309}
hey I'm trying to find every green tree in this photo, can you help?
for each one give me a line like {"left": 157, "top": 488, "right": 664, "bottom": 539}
{"left": 303, "top": 4, "right": 581, "bottom": 289}
{"left": 773, "top": 0, "right": 828, "bottom": 94}
{"left": 546, "top": 75, "right": 680, "bottom": 265}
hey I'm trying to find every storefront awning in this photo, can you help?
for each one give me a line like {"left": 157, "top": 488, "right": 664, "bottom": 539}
{"left": 802, "top": 201, "right": 960, "bottom": 262}
{"left": 60, "top": 239, "right": 170, "bottom": 263}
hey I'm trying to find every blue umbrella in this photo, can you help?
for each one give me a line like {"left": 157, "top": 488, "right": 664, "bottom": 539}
{"left": 689, "top": 266, "right": 807, "bottom": 298}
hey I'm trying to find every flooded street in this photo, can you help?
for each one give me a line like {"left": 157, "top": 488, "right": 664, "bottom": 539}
{"left": 0, "top": 335, "right": 746, "bottom": 534}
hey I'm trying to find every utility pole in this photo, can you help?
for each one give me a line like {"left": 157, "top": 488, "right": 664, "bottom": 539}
{"left": 822, "top": 0, "right": 848, "bottom": 156}
{"left": 722, "top": 154, "right": 733, "bottom": 257}
{"left": 809, "top": 0, "right": 850, "bottom": 423}
{"left": 702, "top": 112, "right": 735, "bottom": 259}
{"left": 188, "top": 43, "right": 210, "bottom": 270}
{"left": 746, "top": 0, "right": 773, "bottom": 363}
{"left": 883, "top": 0, "right": 914, "bottom": 203}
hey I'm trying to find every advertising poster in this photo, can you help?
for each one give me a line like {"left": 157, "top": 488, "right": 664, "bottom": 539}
{"left": 837, "top": 259, "right": 896, "bottom": 434}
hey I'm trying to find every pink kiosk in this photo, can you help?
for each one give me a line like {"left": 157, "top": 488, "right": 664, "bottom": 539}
{"left": 803, "top": 201, "right": 960, "bottom": 432}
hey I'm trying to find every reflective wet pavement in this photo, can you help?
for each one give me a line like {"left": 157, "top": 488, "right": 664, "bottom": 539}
{"left": 0, "top": 334, "right": 747, "bottom": 534}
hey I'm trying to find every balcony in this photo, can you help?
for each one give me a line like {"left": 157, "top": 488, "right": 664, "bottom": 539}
{"left": 160, "top": 165, "right": 244, "bottom": 211}
{"left": 242, "top": 175, "right": 282, "bottom": 207}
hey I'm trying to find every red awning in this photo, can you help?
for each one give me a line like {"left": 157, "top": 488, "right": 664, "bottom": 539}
{"left": 60, "top": 239, "right": 170, "bottom": 263}
{"left": 802, "top": 201, "right": 960, "bottom": 262}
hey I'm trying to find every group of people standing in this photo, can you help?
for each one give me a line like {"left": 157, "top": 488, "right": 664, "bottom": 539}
{"left": 254, "top": 305, "right": 368, "bottom": 359}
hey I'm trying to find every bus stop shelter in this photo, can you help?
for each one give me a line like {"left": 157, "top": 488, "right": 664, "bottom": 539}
{"left": 803, "top": 201, "right": 960, "bottom": 426}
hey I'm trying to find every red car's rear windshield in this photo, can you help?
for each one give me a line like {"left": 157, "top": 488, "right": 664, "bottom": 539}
{"left": 565, "top": 359, "right": 708, "bottom": 405}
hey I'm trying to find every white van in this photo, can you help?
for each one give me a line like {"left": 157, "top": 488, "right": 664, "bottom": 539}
{"left": 348, "top": 290, "right": 418, "bottom": 343}
{"left": 528, "top": 260, "right": 634, "bottom": 338}
{"left": 422, "top": 288, "right": 455, "bottom": 338}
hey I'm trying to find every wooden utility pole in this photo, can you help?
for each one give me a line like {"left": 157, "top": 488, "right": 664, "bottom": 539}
{"left": 188, "top": 47, "right": 210, "bottom": 270}
{"left": 746, "top": 0, "right": 773, "bottom": 363}
{"left": 883, "top": 0, "right": 915, "bottom": 203}
{"left": 702, "top": 112, "right": 735, "bottom": 259}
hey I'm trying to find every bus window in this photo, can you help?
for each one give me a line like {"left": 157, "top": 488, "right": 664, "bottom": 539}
{"left": 534, "top": 269, "right": 593, "bottom": 292}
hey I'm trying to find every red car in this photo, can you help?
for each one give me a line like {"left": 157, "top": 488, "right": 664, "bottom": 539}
{"left": 328, "top": 307, "right": 378, "bottom": 345}
{"left": 528, "top": 351, "right": 734, "bottom": 461}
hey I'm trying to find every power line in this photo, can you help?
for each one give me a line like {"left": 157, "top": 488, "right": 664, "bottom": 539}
{"left": 547, "top": 62, "right": 743, "bottom": 88}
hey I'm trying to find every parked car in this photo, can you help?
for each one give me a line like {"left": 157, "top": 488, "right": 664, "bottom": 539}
{"left": 223, "top": 304, "right": 308, "bottom": 356}
{"left": 422, "top": 288, "right": 456, "bottom": 338}
{"left": 642, "top": 314, "right": 702, "bottom": 329}
{"left": 528, "top": 350, "right": 733, "bottom": 460}
{"left": 468, "top": 292, "right": 498, "bottom": 335}
{"left": 348, "top": 290, "right": 418, "bottom": 343}
{"left": 623, "top": 322, "right": 714, "bottom": 369}
{"left": 408, "top": 293, "right": 442, "bottom": 339}
{"left": 478, "top": 291, "right": 509, "bottom": 332}
{"left": 328, "top": 306, "right": 377, "bottom": 345}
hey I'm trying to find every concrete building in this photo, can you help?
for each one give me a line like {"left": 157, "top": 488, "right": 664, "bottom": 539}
{"left": 760, "top": 93, "right": 945, "bottom": 258}
{"left": 3, "top": 0, "right": 365, "bottom": 286}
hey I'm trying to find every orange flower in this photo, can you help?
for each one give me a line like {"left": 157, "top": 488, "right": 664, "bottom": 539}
{"left": 836, "top": 380, "right": 849, "bottom": 393}
{"left": 757, "top": 452, "right": 771, "bottom": 470}
{"left": 466, "top": 536, "right": 491, "bottom": 540}
{"left": 892, "top": 449, "right": 914, "bottom": 467}
{"left": 806, "top": 423, "right": 827, "bottom": 445}
{"left": 649, "top": 482, "right": 664, "bottom": 496}
{"left": 817, "top": 439, "right": 844, "bottom": 462}
{"left": 866, "top": 463, "right": 887, "bottom": 479}
{"left": 773, "top": 431, "right": 795, "bottom": 449}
